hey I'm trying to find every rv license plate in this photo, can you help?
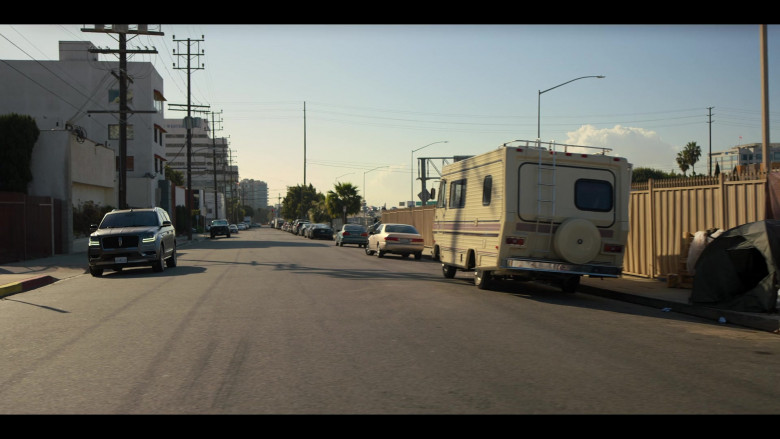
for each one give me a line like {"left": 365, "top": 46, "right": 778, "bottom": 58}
{"left": 115, "top": 257, "right": 127, "bottom": 264}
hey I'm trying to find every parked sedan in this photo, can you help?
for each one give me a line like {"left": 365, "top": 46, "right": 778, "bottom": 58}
{"left": 365, "top": 223, "right": 424, "bottom": 259}
{"left": 229, "top": 224, "right": 239, "bottom": 234}
{"left": 335, "top": 224, "right": 368, "bottom": 247}
{"left": 308, "top": 223, "right": 334, "bottom": 240}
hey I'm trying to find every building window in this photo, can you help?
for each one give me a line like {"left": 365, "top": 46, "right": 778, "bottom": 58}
{"left": 109, "top": 124, "right": 134, "bottom": 140}
{"left": 115, "top": 155, "right": 134, "bottom": 172}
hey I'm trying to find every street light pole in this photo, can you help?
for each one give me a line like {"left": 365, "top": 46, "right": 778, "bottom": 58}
{"left": 537, "top": 75, "right": 605, "bottom": 140}
{"left": 364, "top": 165, "right": 389, "bottom": 220}
{"left": 411, "top": 141, "right": 448, "bottom": 208}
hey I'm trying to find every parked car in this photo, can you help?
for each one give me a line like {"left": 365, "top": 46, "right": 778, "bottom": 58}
{"left": 335, "top": 224, "right": 368, "bottom": 247}
{"left": 237, "top": 223, "right": 247, "bottom": 230}
{"left": 297, "top": 222, "right": 311, "bottom": 236}
{"left": 210, "top": 219, "right": 231, "bottom": 239}
{"left": 292, "top": 220, "right": 309, "bottom": 235}
{"left": 365, "top": 223, "right": 424, "bottom": 259}
{"left": 308, "top": 223, "right": 334, "bottom": 240}
{"left": 87, "top": 207, "right": 177, "bottom": 277}
{"left": 229, "top": 224, "right": 239, "bottom": 234}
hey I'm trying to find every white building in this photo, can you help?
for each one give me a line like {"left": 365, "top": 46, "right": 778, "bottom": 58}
{"left": 239, "top": 179, "right": 268, "bottom": 213}
{"left": 164, "top": 117, "right": 232, "bottom": 221}
{"left": 710, "top": 142, "right": 780, "bottom": 173}
{"left": 0, "top": 40, "right": 168, "bottom": 252}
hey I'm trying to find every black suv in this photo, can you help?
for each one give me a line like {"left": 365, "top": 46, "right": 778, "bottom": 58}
{"left": 87, "top": 207, "right": 177, "bottom": 277}
{"left": 210, "top": 219, "right": 231, "bottom": 239}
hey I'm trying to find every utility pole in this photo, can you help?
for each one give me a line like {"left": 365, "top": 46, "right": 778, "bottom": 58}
{"left": 82, "top": 25, "right": 163, "bottom": 210}
{"left": 760, "top": 24, "right": 771, "bottom": 174}
{"left": 707, "top": 107, "right": 714, "bottom": 176}
{"left": 302, "top": 101, "right": 307, "bottom": 220}
{"left": 210, "top": 110, "right": 224, "bottom": 220}
{"left": 171, "top": 34, "right": 205, "bottom": 240}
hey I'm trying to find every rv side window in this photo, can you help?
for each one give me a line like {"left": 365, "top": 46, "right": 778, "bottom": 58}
{"left": 575, "top": 179, "right": 613, "bottom": 212}
{"left": 482, "top": 175, "right": 492, "bottom": 206}
{"left": 449, "top": 179, "right": 467, "bottom": 208}
{"left": 437, "top": 180, "right": 447, "bottom": 208}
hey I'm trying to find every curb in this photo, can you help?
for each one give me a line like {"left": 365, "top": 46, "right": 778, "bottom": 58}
{"left": 0, "top": 275, "right": 57, "bottom": 299}
{"left": 578, "top": 284, "right": 780, "bottom": 334}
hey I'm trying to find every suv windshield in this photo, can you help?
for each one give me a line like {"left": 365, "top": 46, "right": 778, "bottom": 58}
{"left": 212, "top": 220, "right": 228, "bottom": 226}
{"left": 99, "top": 211, "right": 159, "bottom": 229}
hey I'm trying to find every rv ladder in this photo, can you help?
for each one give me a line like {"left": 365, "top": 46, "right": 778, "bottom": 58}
{"left": 535, "top": 140, "right": 557, "bottom": 252}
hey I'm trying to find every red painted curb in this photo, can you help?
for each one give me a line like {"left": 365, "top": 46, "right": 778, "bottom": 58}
{"left": 19, "top": 275, "right": 57, "bottom": 291}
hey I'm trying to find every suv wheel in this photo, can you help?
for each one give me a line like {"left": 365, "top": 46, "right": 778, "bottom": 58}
{"left": 89, "top": 266, "right": 103, "bottom": 277}
{"left": 166, "top": 245, "right": 177, "bottom": 268}
{"left": 153, "top": 245, "right": 165, "bottom": 272}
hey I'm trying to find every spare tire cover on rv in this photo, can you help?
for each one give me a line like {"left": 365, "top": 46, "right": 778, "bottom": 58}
{"left": 553, "top": 218, "right": 601, "bottom": 264}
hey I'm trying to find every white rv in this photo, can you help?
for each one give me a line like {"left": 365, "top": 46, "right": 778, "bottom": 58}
{"left": 432, "top": 140, "right": 632, "bottom": 293}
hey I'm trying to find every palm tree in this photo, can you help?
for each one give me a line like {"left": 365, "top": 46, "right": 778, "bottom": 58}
{"left": 326, "top": 182, "right": 362, "bottom": 225}
{"left": 682, "top": 141, "right": 702, "bottom": 176}
{"left": 676, "top": 152, "right": 690, "bottom": 176}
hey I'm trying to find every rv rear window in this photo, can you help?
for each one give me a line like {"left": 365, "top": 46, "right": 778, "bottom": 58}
{"left": 575, "top": 179, "right": 613, "bottom": 212}
{"left": 449, "top": 179, "right": 467, "bottom": 208}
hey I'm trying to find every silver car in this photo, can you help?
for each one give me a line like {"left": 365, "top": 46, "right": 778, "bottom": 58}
{"left": 365, "top": 223, "right": 424, "bottom": 259}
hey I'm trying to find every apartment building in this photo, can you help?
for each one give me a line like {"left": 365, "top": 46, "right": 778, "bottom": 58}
{"left": 0, "top": 40, "right": 167, "bottom": 252}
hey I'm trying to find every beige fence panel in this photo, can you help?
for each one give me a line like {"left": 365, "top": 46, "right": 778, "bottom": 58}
{"left": 625, "top": 173, "right": 767, "bottom": 279}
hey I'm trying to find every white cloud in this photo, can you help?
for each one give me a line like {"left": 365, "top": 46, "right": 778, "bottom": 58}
{"left": 564, "top": 125, "right": 679, "bottom": 172}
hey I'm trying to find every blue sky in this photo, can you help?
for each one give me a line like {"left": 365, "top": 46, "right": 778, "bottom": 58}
{"left": 1, "top": 24, "right": 778, "bottom": 209}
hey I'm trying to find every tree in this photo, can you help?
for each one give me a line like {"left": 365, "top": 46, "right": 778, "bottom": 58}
{"left": 281, "top": 183, "right": 321, "bottom": 220}
{"left": 676, "top": 141, "right": 702, "bottom": 176}
{"left": 676, "top": 152, "right": 690, "bottom": 176}
{"left": 326, "top": 182, "right": 363, "bottom": 225}
{"left": 165, "top": 164, "right": 184, "bottom": 186}
{"left": 631, "top": 167, "right": 676, "bottom": 183}
{"left": 0, "top": 113, "right": 40, "bottom": 193}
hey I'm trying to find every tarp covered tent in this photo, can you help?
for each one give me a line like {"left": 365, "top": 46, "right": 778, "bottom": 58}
{"left": 689, "top": 220, "right": 780, "bottom": 313}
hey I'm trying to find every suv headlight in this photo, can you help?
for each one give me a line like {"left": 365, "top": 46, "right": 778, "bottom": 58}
{"left": 89, "top": 237, "right": 101, "bottom": 247}
{"left": 141, "top": 233, "right": 157, "bottom": 244}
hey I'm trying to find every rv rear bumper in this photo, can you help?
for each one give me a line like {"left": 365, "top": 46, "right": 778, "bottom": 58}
{"left": 501, "top": 257, "right": 622, "bottom": 277}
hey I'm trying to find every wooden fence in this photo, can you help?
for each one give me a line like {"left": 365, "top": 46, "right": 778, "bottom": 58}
{"left": 0, "top": 192, "right": 63, "bottom": 263}
{"left": 381, "top": 171, "right": 772, "bottom": 280}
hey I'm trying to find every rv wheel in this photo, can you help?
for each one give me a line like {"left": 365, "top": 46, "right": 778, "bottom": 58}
{"left": 474, "top": 270, "right": 492, "bottom": 290}
{"left": 561, "top": 275, "right": 580, "bottom": 293}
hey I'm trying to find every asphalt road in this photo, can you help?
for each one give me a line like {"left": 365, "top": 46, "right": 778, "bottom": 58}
{"left": 1, "top": 227, "right": 779, "bottom": 414}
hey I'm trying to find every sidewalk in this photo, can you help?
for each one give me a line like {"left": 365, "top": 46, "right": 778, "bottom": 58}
{"left": 1, "top": 236, "right": 778, "bottom": 334}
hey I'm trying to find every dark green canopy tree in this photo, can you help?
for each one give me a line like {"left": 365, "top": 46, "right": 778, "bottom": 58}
{"left": 0, "top": 113, "right": 40, "bottom": 193}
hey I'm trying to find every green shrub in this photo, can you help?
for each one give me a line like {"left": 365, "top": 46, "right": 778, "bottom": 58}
{"left": 73, "top": 201, "right": 114, "bottom": 237}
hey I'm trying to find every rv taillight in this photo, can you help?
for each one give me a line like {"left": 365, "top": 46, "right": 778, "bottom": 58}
{"left": 505, "top": 236, "right": 525, "bottom": 246}
{"left": 603, "top": 244, "right": 623, "bottom": 253}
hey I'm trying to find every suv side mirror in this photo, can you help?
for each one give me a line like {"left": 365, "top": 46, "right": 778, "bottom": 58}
{"left": 162, "top": 220, "right": 172, "bottom": 227}
{"left": 89, "top": 224, "right": 98, "bottom": 233}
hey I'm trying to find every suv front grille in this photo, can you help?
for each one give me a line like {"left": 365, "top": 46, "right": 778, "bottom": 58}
{"left": 102, "top": 235, "right": 139, "bottom": 248}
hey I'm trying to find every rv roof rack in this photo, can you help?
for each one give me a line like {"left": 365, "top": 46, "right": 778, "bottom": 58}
{"left": 501, "top": 139, "right": 613, "bottom": 155}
